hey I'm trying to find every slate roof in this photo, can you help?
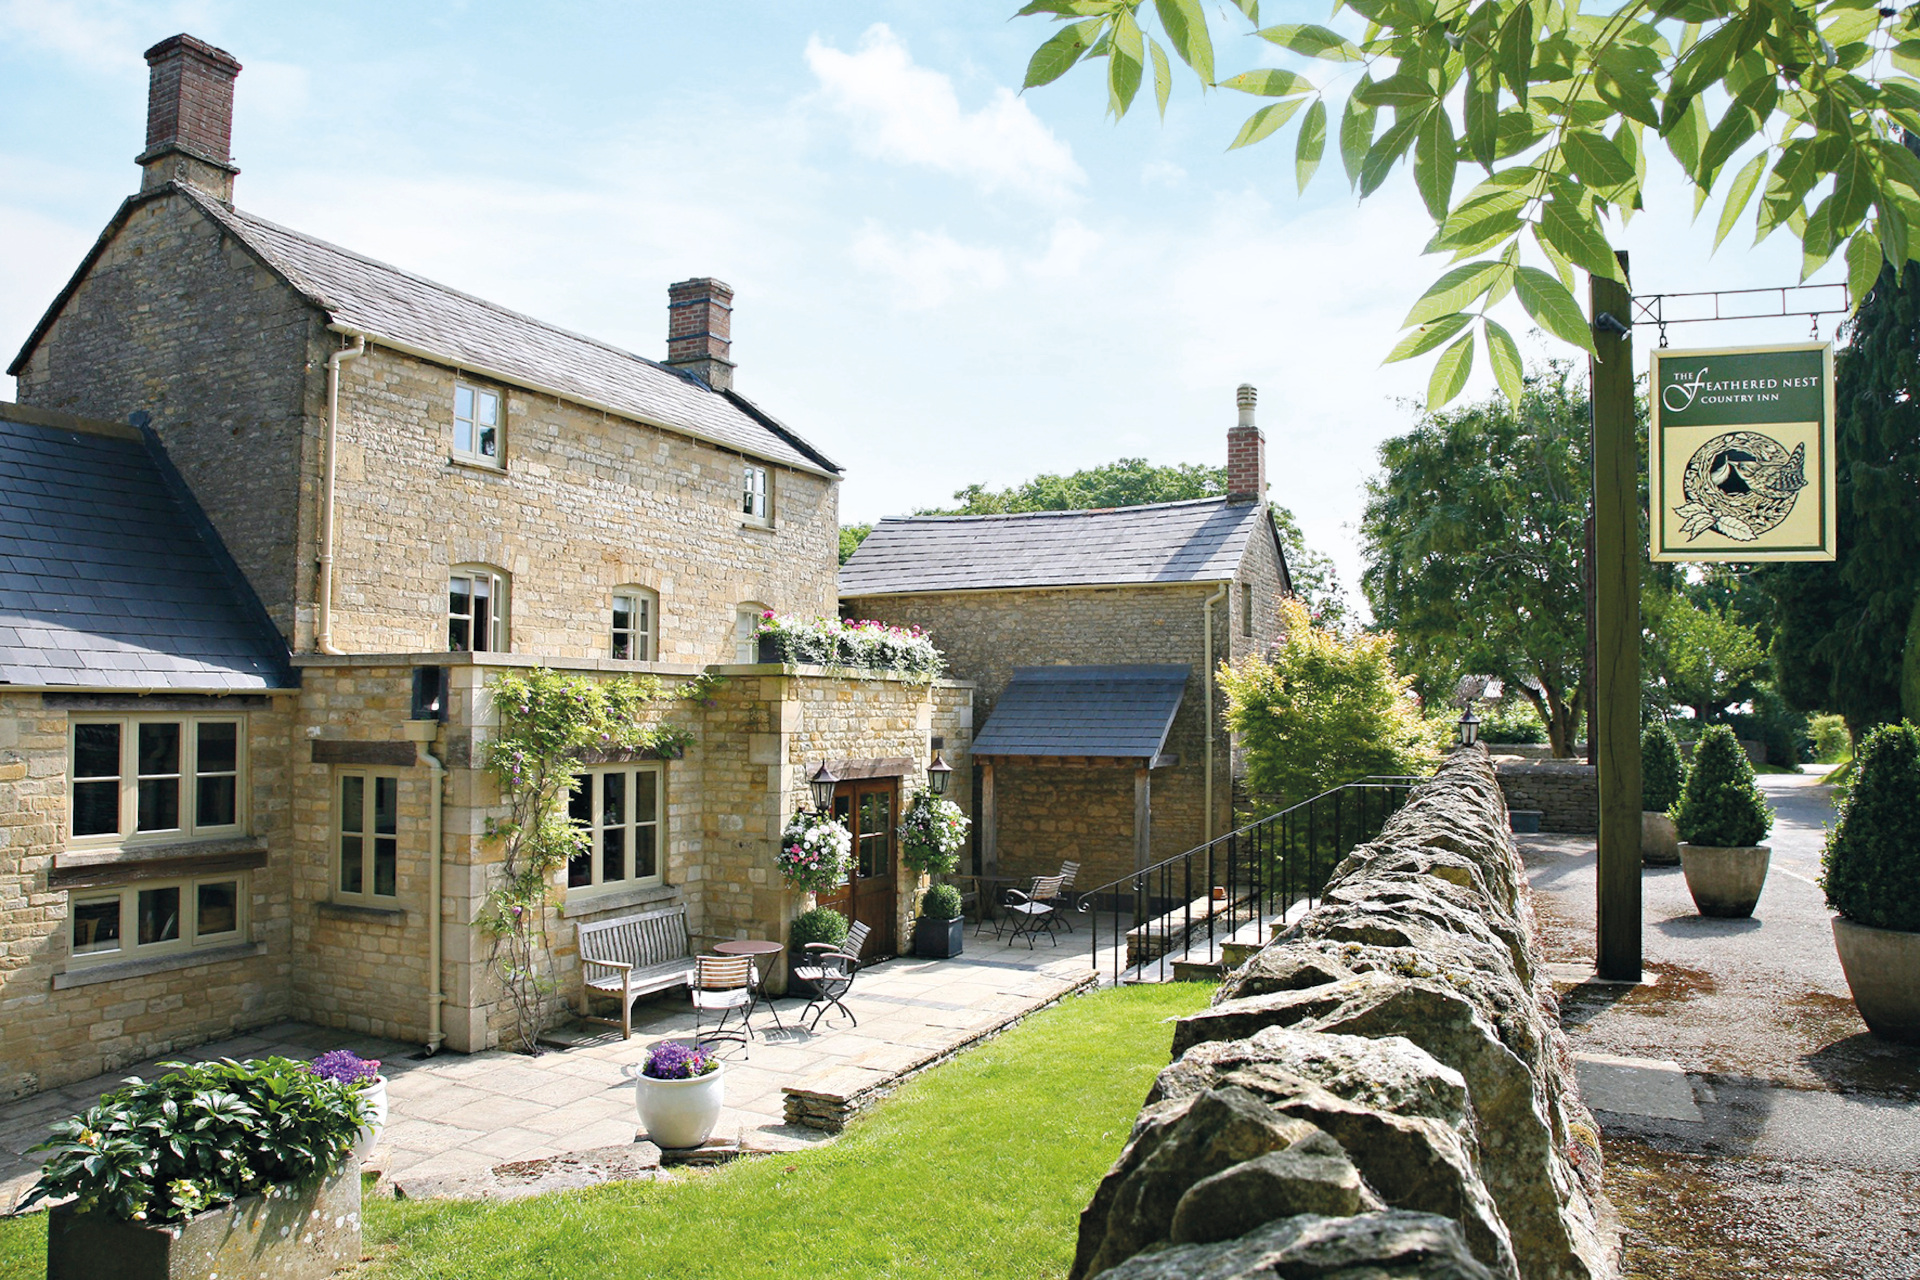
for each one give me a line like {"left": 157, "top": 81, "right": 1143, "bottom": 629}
{"left": 0, "top": 408, "right": 291, "bottom": 690}
{"left": 838, "top": 498, "right": 1278, "bottom": 596}
{"left": 9, "top": 184, "right": 837, "bottom": 477}
{"left": 971, "top": 665, "right": 1190, "bottom": 759}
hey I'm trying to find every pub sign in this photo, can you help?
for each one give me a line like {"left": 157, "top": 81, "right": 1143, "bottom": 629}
{"left": 1648, "top": 342, "right": 1837, "bottom": 561}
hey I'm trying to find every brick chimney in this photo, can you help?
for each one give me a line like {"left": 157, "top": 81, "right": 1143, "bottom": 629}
{"left": 1227, "top": 383, "right": 1266, "bottom": 505}
{"left": 665, "top": 278, "right": 735, "bottom": 391}
{"left": 137, "top": 34, "right": 242, "bottom": 202}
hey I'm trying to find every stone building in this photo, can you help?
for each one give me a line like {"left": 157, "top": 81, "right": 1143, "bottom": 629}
{"left": 0, "top": 34, "right": 970, "bottom": 1100}
{"left": 838, "top": 388, "right": 1292, "bottom": 898}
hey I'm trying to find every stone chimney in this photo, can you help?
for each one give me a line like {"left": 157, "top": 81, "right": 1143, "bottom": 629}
{"left": 665, "top": 278, "right": 735, "bottom": 391}
{"left": 1227, "top": 383, "right": 1266, "bottom": 505}
{"left": 138, "top": 34, "right": 242, "bottom": 202}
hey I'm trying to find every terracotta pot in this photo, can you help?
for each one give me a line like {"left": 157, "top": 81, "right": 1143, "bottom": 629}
{"left": 1679, "top": 843, "right": 1770, "bottom": 918}
{"left": 1641, "top": 812, "right": 1680, "bottom": 866}
{"left": 632, "top": 1062, "right": 726, "bottom": 1149}
{"left": 1832, "top": 917, "right": 1920, "bottom": 1044}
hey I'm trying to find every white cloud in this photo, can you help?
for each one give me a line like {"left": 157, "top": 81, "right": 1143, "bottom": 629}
{"left": 850, "top": 223, "right": 1008, "bottom": 309}
{"left": 0, "top": 0, "right": 211, "bottom": 73}
{"left": 805, "top": 24, "right": 1084, "bottom": 205}
{"left": 1140, "top": 160, "right": 1187, "bottom": 189}
{"left": 1030, "top": 217, "right": 1101, "bottom": 278}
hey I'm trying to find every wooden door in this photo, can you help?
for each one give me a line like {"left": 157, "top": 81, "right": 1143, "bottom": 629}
{"left": 824, "top": 779, "right": 897, "bottom": 957}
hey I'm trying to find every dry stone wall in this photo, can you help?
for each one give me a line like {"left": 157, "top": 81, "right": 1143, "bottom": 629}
{"left": 1494, "top": 762, "right": 1598, "bottom": 835}
{"left": 1074, "top": 748, "right": 1616, "bottom": 1280}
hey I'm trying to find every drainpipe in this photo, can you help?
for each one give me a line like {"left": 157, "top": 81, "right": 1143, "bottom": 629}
{"left": 1202, "top": 581, "right": 1229, "bottom": 842}
{"left": 405, "top": 720, "right": 447, "bottom": 1054}
{"left": 316, "top": 335, "right": 366, "bottom": 655}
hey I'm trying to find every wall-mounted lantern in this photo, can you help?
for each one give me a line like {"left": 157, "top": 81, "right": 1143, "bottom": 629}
{"left": 1457, "top": 707, "right": 1481, "bottom": 748}
{"left": 926, "top": 752, "right": 952, "bottom": 797}
{"left": 808, "top": 761, "right": 841, "bottom": 812}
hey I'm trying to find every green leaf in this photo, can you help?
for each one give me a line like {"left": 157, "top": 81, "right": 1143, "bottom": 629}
{"left": 1483, "top": 318, "right": 1525, "bottom": 407}
{"left": 1340, "top": 90, "right": 1377, "bottom": 188}
{"left": 1229, "top": 98, "right": 1307, "bottom": 150}
{"left": 1538, "top": 197, "right": 1623, "bottom": 281}
{"left": 1296, "top": 98, "right": 1327, "bottom": 192}
{"left": 1403, "top": 259, "right": 1509, "bottom": 327}
{"left": 1895, "top": 39, "right": 1920, "bottom": 77}
{"left": 1228, "top": 0, "right": 1259, "bottom": 20}
{"left": 1154, "top": 0, "right": 1215, "bottom": 84}
{"left": 1384, "top": 312, "right": 1473, "bottom": 364}
{"left": 1697, "top": 104, "right": 1757, "bottom": 184}
{"left": 1428, "top": 331, "right": 1476, "bottom": 409}
{"left": 1665, "top": 96, "right": 1709, "bottom": 182}
{"left": 1846, "top": 227, "right": 1883, "bottom": 310}
{"left": 1514, "top": 266, "right": 1598, "bottom": 355}
{"left": 1360, "top": 111, "right": 1425, "bottom": 197}
{"left": 1714, "top": 152, "right": 1766, "bottom": 250}
{"left": 1414, "top": 109, "right": 1458, "bottom": 221}
{"left": 1831, "top": 144, "right": 1876, "bottom": 230}
{"left": 1149, "top": 38, "right": 1172, "bottom": 119}
{"left": 1255, "top": 22, "right": 1363, "bottom": 62}
{"left": 1498, "top": 3, "right": 1534, "bottom": 107}
{"left": 1108, "top": 11, "right": 1145, "bottom": 117}
{"left": 1220, "top": 68, "right": 1310, "bottom": 97}
{"left": 1024, "top": 19, "right": 1101, "bottom": 89}
{"left": 1464, "top": 67, "right": 1497, "bottom": 169}
{"left": 1562, "top": 130, "right": 1636, "bottom": 188}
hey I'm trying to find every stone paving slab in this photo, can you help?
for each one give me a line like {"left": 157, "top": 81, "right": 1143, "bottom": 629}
{"left": 0, "top": 928, "right": 1115, "bottom": 1207}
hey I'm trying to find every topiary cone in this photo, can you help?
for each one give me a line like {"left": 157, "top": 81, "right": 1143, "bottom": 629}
{"left": 1824, "top": 722, "right": 1920, "bottom": 1042}
{"left": 1675, "top": 724, "right": 1773, "bottom": 917}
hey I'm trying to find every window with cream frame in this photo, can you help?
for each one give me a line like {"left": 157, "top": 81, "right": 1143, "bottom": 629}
{"left": 453, "top": 382, "right": 502, "bottom": 466}
{"left": 68, "top": 873, "right": 247, "bottom": 967}
{"left": 565, "top": 764, "right": 664, "bottom": 896}
{"left": 449, "top": 565, "right": 509, "bottom": 653}
{"left": 335, "top": 770, "right": 401, "bottom": 903}
{"left": 68, "top": 714, "right": 245, "bottom": 847}
{"left": 741, "top": 463, "right": 771, "bottom": 525}
{"left": 612, "top": 587, "right": 657, "bottom": 662}
{"left": 734, "top": 602, "right": 767, "bottom": 664}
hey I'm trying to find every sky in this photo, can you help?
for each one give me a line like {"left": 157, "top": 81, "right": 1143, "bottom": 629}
{"left": 0, "top": 1, "right": 1849, "bottom": 610}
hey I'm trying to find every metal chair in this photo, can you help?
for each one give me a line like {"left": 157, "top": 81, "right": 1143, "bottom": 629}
{"left": 1053, "top": 861, "right": 1082, "bottom": 934}
{"left": 690, "top": 954, "right": 756, "bottom": 1056}
{"left": 1002, "top": 875, "right": 1065, "bottom": 949}
{"left": 792, "top": 921, "right": 871, "bottom": 1031}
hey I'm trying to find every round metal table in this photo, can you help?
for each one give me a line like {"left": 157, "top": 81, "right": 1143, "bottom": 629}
{"left": 712, "top": 939, "right": 785, "bottom": 1030}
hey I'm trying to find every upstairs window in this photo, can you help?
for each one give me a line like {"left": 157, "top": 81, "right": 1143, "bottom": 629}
{"left": 449, "top": 566, "right": 509, "bottom": 653}
{"left": 612, "top": 588, "right": 656, "bottom": 662}
{"left": 453, "top": 383, "right": 502, "bottom": 465}
{"left": 735, "top": 602, "right": 766, "bottom": 663}
{"left": 70, "top": 715, "right": 245, "bottom": 845}
{"left": 742, "top": 464, "right": 771, "bottom": 524}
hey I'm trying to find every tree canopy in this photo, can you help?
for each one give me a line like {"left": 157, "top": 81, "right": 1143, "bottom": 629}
{"left": 1018, "top": 0, "right": 1920, "bottom": 406}
{"left": 923, "top": 457, "right": 1349, "bottom": 624}
{"left": 1643, "top": 580, "right": 1767, "bottom": 722}
{"left": 1359, "top": 362, "right": 1592, "bottom": 756}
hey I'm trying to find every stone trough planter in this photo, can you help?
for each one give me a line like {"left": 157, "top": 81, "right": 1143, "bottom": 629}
{"left": 1680, "top": 843, "right": 1770, "bottom": 918}
{"left": 47, "top": 1160, "right": 361, "bottom": 1280}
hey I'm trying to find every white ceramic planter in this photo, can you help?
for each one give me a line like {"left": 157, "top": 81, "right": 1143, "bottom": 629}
{"left": 353, "top": 1076, "right": 389, "bottom": 1161}
{"left": 633, "top": 1063, "right": 726, "bottom": 1148}
{"left": 1832, "top": 917, "right": 1920, "bottom": 1044}
{"left": 1641, "top": 811, "right": 1680, "bottom": 866}
{"left": 1679, "top": 844, "right": 1770, "bottom": 918}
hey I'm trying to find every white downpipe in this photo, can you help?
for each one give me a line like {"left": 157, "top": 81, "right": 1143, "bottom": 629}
{"left": 412, "top": 728, "right": 447, "bottom": 1054}
{"left": 1202, "top": 582, "right": 1229, "bottom": 843}
{"left": 316, "top": 335, "right": 365, "bottom": 655}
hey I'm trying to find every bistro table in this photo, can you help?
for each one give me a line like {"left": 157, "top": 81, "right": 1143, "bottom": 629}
{"left": 713, "top": 938, "right": 786, "bottom": 1031}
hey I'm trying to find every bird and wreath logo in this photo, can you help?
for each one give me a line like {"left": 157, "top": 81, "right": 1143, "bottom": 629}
{"left": 1671, "top": 430, "right": 1808, "bottom": 543}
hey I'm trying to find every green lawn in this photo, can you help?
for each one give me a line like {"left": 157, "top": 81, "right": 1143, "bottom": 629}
{"left": 0, "top": 982, "right": 1211, "bottom": 1280}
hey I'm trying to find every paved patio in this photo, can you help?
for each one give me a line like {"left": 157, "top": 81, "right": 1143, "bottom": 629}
{"left": 0, "top": 924, "right": 1105, "bottom": 1206}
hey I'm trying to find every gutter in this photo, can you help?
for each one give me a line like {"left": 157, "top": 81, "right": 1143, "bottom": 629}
{"left": 1202, "top": 581, "right": 1229, "bottom": 843}
{"left": 316, "top": 335, "right": 365, "bottom": 655}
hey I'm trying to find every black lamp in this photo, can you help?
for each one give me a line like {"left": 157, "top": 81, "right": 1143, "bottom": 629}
{"left": 1458, "top": 706, "right": 1481, "bottom": 748}
{"left": 926, "top": 752, "right": 952, "bottom": 797}
{"left": 808, "top": 761, "right": 841, "bottom": 812}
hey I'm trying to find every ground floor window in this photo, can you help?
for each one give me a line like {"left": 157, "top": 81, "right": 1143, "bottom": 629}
{"left": 566, "top": 764, "right": 663, "bottom": 894}
{"left": 69, "top": 874, "right": 247, "bottom": 965}
{"left": 337, "top": 771, "right": 400, "bottom": 901}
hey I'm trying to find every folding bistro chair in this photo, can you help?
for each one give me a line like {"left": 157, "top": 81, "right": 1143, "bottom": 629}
{"left": 1002, "top": 875, "right": 1064, "bottom": 949}
{"left": 1053, "top": 861, "right": 1082, "bottom": 934}
{"left": 691, "top": 954, "right": 756, "bottom": 1056}
{"left": 792, "top": 921, "right": 871, "bottom": 1031}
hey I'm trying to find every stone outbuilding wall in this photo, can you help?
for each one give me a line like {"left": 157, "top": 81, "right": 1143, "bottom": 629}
{"left": 1071, "top": 749, "right": 1616, "bottom": 1280}
{"left": 1494, "top": 761, "right": 1599, "bottom": 834}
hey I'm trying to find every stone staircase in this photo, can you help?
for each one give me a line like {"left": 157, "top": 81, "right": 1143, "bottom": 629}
{"left": 1154, "top": 902, "right": 1312, "bottom": 982}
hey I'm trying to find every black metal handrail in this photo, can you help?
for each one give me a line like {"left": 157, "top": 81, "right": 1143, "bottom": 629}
{"left": 1072, "top": 775, "right": 1424, "bottom": 987}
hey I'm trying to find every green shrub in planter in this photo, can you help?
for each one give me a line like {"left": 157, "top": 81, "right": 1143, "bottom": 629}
{"left": 18, "top": 1057, "right": 366, "bottom": 1223}
{"left": 1672, "top": 724, "right": 1772, "bottom": 847}
{"left": 919, "top": 883, "right": 964, "bottom": 921}
{"left": 1642, "top": 722, "right": 1686, "bottom": 814}
{"left": 790, "top": 906, "right": 849, "bottom": 952}
{"left": 1823, "top": 722, "right": 1920, "bottom": 933}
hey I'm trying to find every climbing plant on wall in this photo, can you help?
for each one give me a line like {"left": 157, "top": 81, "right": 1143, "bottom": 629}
{"left": 482, "top": 667, "right": 694, "bottom": 1054}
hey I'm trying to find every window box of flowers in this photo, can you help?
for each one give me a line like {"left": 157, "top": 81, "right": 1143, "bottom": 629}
{"left": 22, "top": 1057, "right": 368, "bottom": 1280}
{"left": 311, "top": 1049, "right": 386, "bottom": 1161}
{"left": 629, "top": 1041, "right": 725, "bottom": 1149}
{"left": 1822, "top": 721, "right": 1920, "bottom": 1043}
{"left": 753, "top": 612, "right": 946, "bottom": 682}
{"left": 1674, "top": 724, "right": 1774, "bottom": 918}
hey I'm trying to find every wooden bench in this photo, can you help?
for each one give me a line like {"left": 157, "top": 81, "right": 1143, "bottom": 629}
{"left": 578, "top": 905, "right": 697, "bottom": 1038}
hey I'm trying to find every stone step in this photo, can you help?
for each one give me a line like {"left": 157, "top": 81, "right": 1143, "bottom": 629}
{"left": 1170, "top": 959, "right": 1226, "bottom": 982}
{"left": 1221, "top": 940, "right": 1262, "bottom": 969}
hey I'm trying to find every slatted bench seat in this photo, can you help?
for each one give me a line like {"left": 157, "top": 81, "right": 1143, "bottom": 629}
{"left": 578, "top": 905, "right": 697, "bottom": 1038}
